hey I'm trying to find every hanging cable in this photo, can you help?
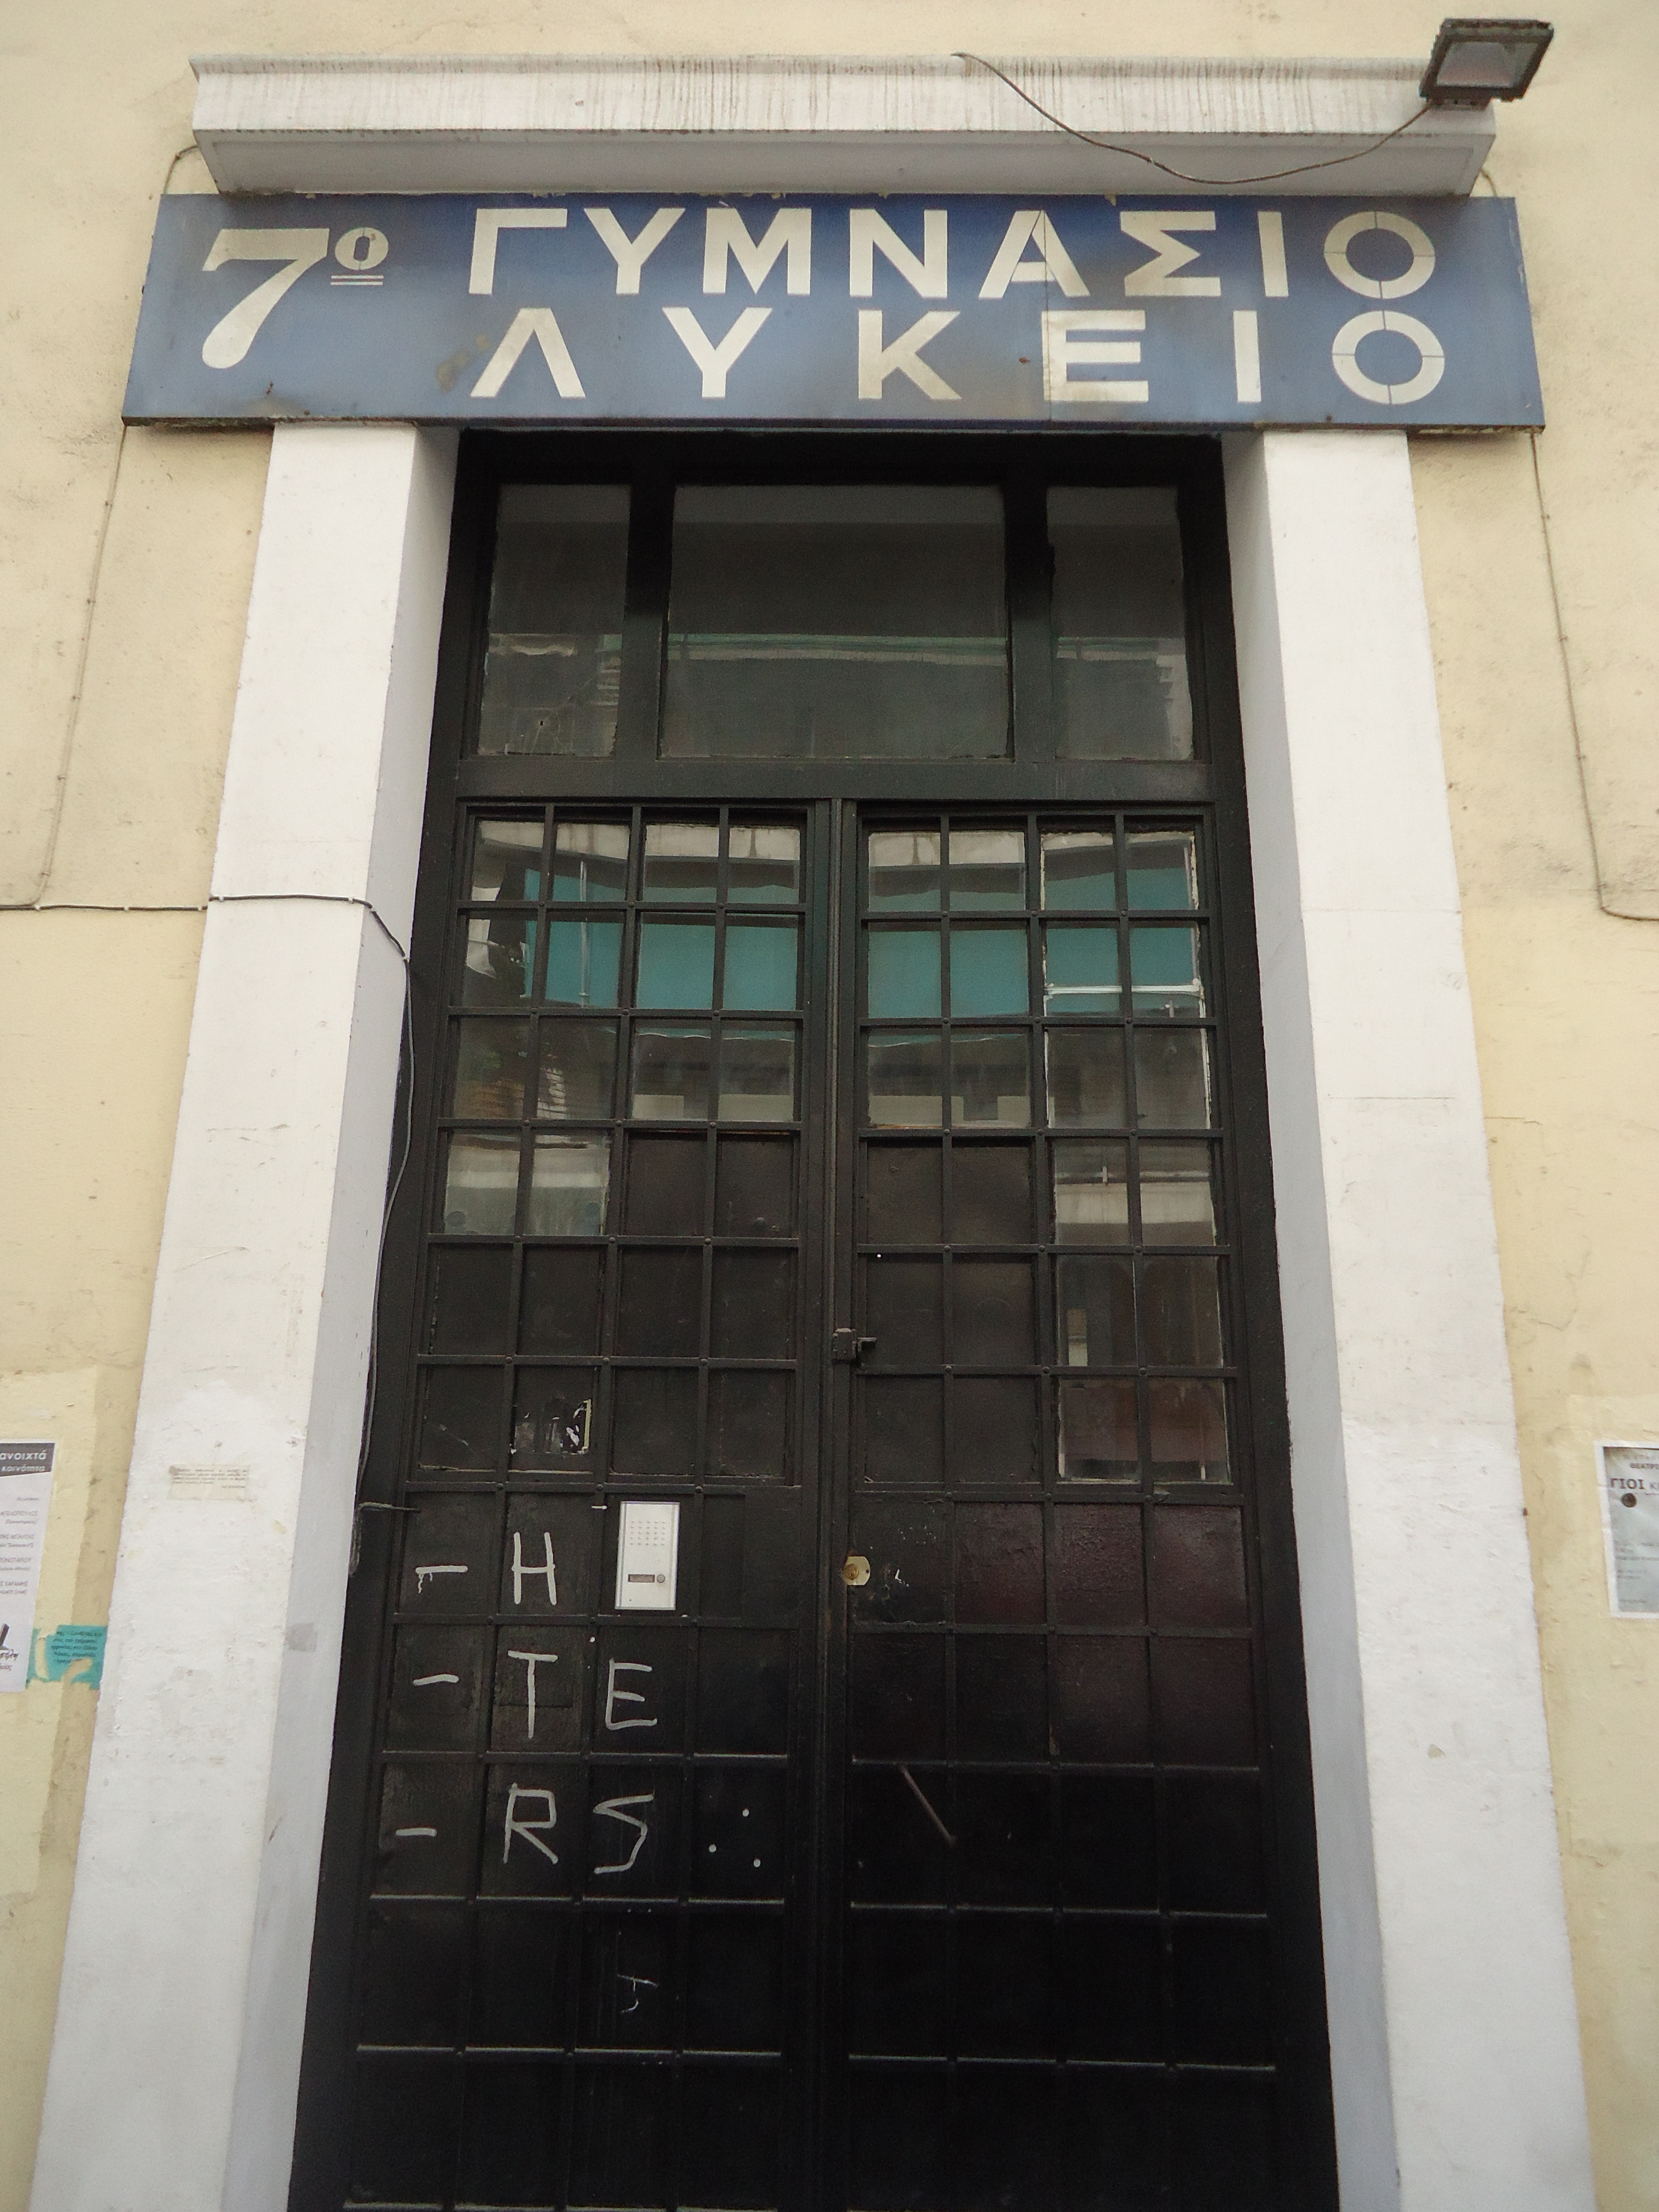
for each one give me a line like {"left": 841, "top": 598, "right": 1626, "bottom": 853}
{"left": 350, "top": 946, "right": 419, "bottom": 1573}
{"left": 4, "top": 142, "right": 199, "bottom": 915}
{"left": 953, "top": 53, "right": 1436, "bottom": 187}
{"left": 1527, "top": 430, "right": 1650, "bottom": 923}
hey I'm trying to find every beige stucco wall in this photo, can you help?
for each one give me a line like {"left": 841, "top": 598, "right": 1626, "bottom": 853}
{"left": 1, "top": 2, "right": 1654, "bottom": 2207}
{"left": 0, "top": 427, "right": 270, "bottom": 2200}
{"left": 1413, "top": 23, "right": 1659, "bottom": 2196}
{"left": 1415, "top": 426, "right": 1659, "bottom": 2211}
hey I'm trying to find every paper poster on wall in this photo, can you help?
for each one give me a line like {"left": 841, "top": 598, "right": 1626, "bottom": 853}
{"left": 30, "top": 1623, "right": 108, "bottom": 1689}
{"left": 1597, "top": 1442, "right": 1659, "bottom": 1618}
{"left": 0, "top": 1440, "right": 56, "bottom": 1691}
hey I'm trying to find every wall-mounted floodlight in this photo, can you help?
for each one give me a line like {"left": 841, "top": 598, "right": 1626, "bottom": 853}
{"left": 1419, "top": 17, "right": 1555, "bottom": 104}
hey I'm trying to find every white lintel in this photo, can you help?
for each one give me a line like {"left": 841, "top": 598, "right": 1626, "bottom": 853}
{"left": 190, "top": 51, "right": 1494, "bottom": 198}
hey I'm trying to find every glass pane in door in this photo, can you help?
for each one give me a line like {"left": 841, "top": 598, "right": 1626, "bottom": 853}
{"left": 1048, "top": 489, "right": 1193, "bottom": 761}
{"left": 477, "top": 487, "right": 630, "bottom": 757}
{"left": 662, "top": 487, "right": 1010, "bottom": 759}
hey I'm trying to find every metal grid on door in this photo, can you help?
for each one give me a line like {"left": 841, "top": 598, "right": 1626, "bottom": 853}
{"left": 831, "top": 807, "right": 1278, "bottom": 2211}
{"left": 339, "top": 803, "right": 829, "bottom": 2212}
{"left": 290, "top": 432, "right": 1336, "bottom": 2212}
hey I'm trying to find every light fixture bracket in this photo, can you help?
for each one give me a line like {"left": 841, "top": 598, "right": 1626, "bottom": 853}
{"left": 1420, "top": 16, "right": 1555, "bottom": 105}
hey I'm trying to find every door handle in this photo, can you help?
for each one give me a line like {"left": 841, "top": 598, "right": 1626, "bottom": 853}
{"left": 831, "top": 1329, "right": 876, "bottom": 1366}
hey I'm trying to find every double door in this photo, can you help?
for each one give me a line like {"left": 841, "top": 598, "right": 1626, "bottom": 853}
{"left": 295, "top": 786, "right": 1331, "bottom": 2212}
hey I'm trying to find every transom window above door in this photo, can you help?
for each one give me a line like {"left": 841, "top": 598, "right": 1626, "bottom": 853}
{"left": 474, "top": 473, "right": 1196, "bottom": 764}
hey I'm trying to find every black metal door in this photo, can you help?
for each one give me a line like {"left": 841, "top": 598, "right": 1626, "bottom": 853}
{"left": 319, "top": 801, "right": 835, "bottom": 2212}
{"left": 826, "top": 808, "right": 1296, "bottom": 2211}
{"left": 291, "top": 433, "right": 1335, "bottom": 2212}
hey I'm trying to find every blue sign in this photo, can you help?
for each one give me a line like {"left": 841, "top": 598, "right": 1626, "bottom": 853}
{"left": 124, "top": 192, "right": 1542, "bottom": 430}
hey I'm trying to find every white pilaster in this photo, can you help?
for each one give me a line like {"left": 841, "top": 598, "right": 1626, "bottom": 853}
{"left": 30, "top": 423, "right": 457, "bottom": 2212}
{"left": 1223, "top": 428, "right": 1594, "bottom": 2211}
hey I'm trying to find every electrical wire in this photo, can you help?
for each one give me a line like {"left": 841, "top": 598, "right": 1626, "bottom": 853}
{"left": 13, "top": 424, "right": 129, "bottom": 910}
{"left": 953, "top": 52, "right": 1437, "bottom": 186}
{"left": 14, "top": 891, "right": 410, "bottom": 961}
{"left": 350, "top": 949, "right": 418, "bottom": 1574}
{"left": 19, "top": 885, "right": 425, "bottom": 1561}
{"left": 14, "top": 880, "right": 422, "bottom": 1551}
{"left": 5, "top": 142, "right": 199, "bottom": 917}
{"left": 1527, "top": 429, "right": 1648, "bottom": 924}
{"left": 954, "top": 50, "right": 1437, "bottom": 184}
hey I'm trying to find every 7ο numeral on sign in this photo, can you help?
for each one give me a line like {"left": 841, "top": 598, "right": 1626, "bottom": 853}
{"left": 200, "top": 228, "right": 330, "bottom": 368}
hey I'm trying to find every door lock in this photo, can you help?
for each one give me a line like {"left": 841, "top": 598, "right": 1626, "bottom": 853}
{"left": 831, "top": 1329, "right": 877, "bottom": 1366}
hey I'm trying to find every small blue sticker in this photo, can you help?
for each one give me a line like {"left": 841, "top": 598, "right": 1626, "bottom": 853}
{"left": 28, "top": 1623, "right": 107, "bottom": 1688}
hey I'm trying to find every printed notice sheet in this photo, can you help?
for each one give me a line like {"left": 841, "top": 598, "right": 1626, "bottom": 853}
{"left": 1598, "top": 1442, "right": 1659, "bottom": 1618}
{"left": 0, "top": 1441, "right": 55, "bottom": 1690}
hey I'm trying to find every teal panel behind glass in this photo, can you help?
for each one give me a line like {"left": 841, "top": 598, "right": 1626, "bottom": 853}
{"left": 868, "top": 927, "right": 942, "bottom": 1018}
{"left": 724, "top": 920, "right": 800, "bottom": 1010}
{"left": 949, "top": 926, "right": 1028, "bottom": 1016}
{"left": 544, "top": 918, "right": 620, "bottom": 1008}
{"left": 1130, "top": 925, "right": 1203, "bottom": 1014}
{"left": 636, "top": 920, "right": 717, "bottom": 1009}
{"left": 1125, "top": 831, "right": 1198, "bottom": 911}
{"left": 1127, "top": 865, "right": 1194, "bottom": 910}
{"left": 1044, "top": 924, "right": 1120, "bottom": 1014}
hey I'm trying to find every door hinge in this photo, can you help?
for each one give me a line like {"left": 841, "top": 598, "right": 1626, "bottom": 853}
{"left": 831, "top": 1329, "right": 876, "bottom": 1366}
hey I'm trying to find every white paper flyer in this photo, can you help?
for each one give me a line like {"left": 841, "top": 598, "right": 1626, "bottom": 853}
{"left": 0, "top": 1441, "right": 56, "bottom": 1690}
{"left": 1598, "top": 1442, "right": 1659, "bottom": 1618}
